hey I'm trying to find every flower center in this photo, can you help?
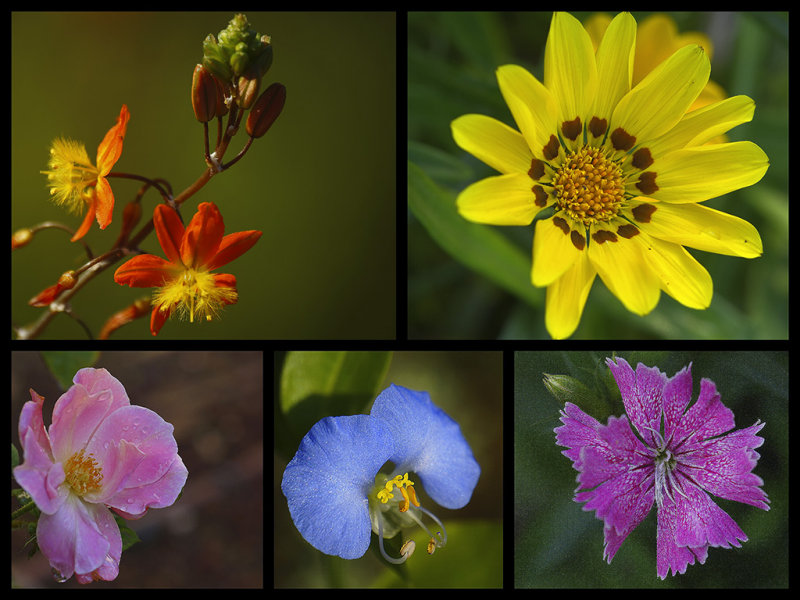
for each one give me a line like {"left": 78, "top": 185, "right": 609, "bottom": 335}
{"left": 376, "top": 472, "right": 419, "bottom": 512}
{"left": 64, "top": 449, "right": 103, "bottom": 497}
{"left": 154, "top": 267, "right": 238, "bottom": 324}
{"left": 552, "top": 146, "right": 625, "bottom": 226}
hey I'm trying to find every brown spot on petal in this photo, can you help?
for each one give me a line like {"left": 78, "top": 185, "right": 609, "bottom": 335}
{"left": 632, "top": 147, "right": 654, "bottom": 170}
{"left": 528, "top": 158, "right": 545, "bottom": 180}
{"left": 592, "top": 229, "right": 618, "bottom": 244}
{"left": 561, "top": 117, "right": 582, "bottom": 141}
{"left": 632, "top": 203, "right": 657, "bottom": 223}
{"left": 552, "top": 216, "right": 570, "bottom": 235}
{"left": 543, "top": 135, "right": 560, "bottom": 160}
{"left": 589, "top": 117, "right": 607, "bottom": 138}
{"left": 610, "top": 127, "right": 636, "bottom": 151}
{"left": 636, "top": 172, "right": 659, "bottom": 195}
{"left": 532, "top": 185, "right": 548, "bottom": 207}
{"left": 571, "top": 230, "right": 586, "bottom": 251}
{"left": 617, "top": 224, "right": 640, "bottom": 239}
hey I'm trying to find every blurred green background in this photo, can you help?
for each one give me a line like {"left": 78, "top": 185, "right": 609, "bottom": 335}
{"left": 408, "top": 12, "right": 788, "bottom": 339}
{"left": 12, "top": 12, "right": 396, "bottom": 339}
{"left": 515, "top": 350, "right": 788, "bottom": 587}
{"left": 274, "top": 351, "right": 503, "bottom": 588}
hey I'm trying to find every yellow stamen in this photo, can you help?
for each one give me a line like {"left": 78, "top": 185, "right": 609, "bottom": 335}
{"left": 63, "top": 449, "right": 103, "bottom": 496}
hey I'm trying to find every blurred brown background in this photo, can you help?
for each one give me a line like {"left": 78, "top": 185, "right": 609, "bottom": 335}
{"left": 11, "top": 351, "right": 263, "bottom": 588}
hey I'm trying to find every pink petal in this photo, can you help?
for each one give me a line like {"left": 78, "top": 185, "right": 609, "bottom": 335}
{"left": 84, "top": 405, "right": 187, "bottom": 515}
{"left": 661, "top": 363, "right": 693, "bottom": 443}
{"left": 50, "top": 368, "right": 130, "bottom": 462}
{"left": 13, "top": 390, "right": 69, "bottom": 515}
{"left": 36, "top": 494, "right": 121, "bottom": 582}
{"left": 672, "top": 377, "right": 735, "bottom": 446}
{"left": 111, "top": 454, "right": 188, "bottom": 519}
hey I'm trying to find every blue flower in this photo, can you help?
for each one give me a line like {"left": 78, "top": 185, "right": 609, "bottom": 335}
{"left": 281, "top": 384, "right": 481, "bottom": 562}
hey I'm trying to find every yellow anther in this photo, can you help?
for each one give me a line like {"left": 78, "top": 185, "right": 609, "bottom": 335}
{"left": 376, "top": 472, "right": 418, "bottom": 506}
{"left": 427, "top": 537, "right": 436, "bottom": 555}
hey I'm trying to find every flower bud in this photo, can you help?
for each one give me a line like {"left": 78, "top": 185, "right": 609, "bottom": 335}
{"left": 236, "top": 72, "right": 260, "bottom": 109}
{"left": 246, "top": 82, "right": 286, "bottom": 138}
{"left": 203, "top": 14, "right": 273, "bottom": 83}
{"left": 57, "top": 270, "right": 78, "bottom": 290}
{"left": 11, "top": 228, "right": 33, "bottom": 250}
{"left": 191, "top": 64, "right": 218, "bottom": 122}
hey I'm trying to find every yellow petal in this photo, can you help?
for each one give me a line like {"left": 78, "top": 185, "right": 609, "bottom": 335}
{"left": 646, "top": 95, "right": 755, "bottom": 158}
{"left": 545, "top": 12, "right": 598, "bottom": 138}
{"left": 624, "top": 199, "right": 762, "bottom": 258}
{"left": 587, "top": 224, "right": 660, "bottom": 315}
{"left": 611, "top": 44, "right": 709, "bottom": 145}
{"left": 531, "top": 215, "right": 585, "bottom": 287}
{"left": 496, "top": 65, "right": 559, "bottom": 160}
{"left": 545, "top": 252, "right": 596, "bottom": 339}
{"left": 456, "top": 173, "right": 541, "bottom": 225}
{"left": 591, "top": 12, "right": 636, "bottom": 128}
{"left": 451, "top": 114, "right": 532, "bottom": 174}
{"left": 636, "top": 234, "right": 713, "bottom": 309}
{"left": 644, "top": 141, "right": 769, "bottom": 203}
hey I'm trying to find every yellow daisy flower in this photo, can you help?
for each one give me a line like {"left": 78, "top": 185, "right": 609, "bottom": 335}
{"left": 451, "top": 12, "right": 768, "bottom": 339}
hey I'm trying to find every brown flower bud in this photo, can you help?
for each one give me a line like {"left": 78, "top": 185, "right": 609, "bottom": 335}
{"left": 12, "top": 228, "right": 33, "bottom": 250}
{"left": 191, "top": 64, "right": 218, "bottom": 122}
{"left": 246, "top": 82, "right": 286, "bottom": 138}
{"left": 236, "top": 73, "right": 260, "bottom": 109}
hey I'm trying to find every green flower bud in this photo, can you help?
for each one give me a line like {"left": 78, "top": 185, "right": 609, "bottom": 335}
{"left": 203, "top": 14, "right": 273, "bottom": 83}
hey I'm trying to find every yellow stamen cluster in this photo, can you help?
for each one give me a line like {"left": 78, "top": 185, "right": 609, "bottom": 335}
{"left": 64, "top": 449, "right": 103, "bottom": 496}
{"left": 376, "top": 472, "right": 420, "bottom": 513}
{"left": 153, "top": 268, "right": 238, "bottom": 324}
{"left": 41, "top": 138, "right": 99, "bottom": 214}
{"left": 552, "top": 146, "right": 626, "bottom": 226}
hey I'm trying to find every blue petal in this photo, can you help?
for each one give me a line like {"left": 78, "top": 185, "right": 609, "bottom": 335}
{"left": 370, "top": 384, "right": 480, "bottom": 509}
{"left": 281, "top": 415, "right": 394, "bottom": 559}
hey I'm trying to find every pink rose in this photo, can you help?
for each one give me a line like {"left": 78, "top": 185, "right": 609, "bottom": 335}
{"left": 14, "top": 368, "right": 188, "bottom": 583}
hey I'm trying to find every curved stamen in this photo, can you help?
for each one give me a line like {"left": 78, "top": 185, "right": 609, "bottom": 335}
{"left": 376, "top": 512, "right": 414, "bottom": 564}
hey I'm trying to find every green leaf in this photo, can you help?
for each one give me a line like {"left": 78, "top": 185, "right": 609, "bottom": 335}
{"left": 408, "top": 161, "right": 542, "bottom": 309}
{"left": 114, "top": 515, "right": 141, "bottom": 552}
{"left": 40, "top": 351, "right": 100, "bottom": 390}
{"left": 279, "top": 351, "right": 392, "bottom": 440}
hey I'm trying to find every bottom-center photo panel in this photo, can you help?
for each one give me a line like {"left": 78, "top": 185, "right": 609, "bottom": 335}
{"left": 273, "top": 350, "right": 503, "bottom": 588}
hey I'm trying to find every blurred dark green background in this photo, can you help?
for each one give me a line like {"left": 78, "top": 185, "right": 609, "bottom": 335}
{"left": 515, "top": 350, "right": 788, "bottom": 587}
{"left": 12, "top": 12, "right": 396, "bottom": 339}
{"left": 408, "top": 12, "right": 788, "bottom": 339}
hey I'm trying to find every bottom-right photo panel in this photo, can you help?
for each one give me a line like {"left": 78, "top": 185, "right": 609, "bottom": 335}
{"left": 514, "top": 350, "right": 787, "bottom": 588}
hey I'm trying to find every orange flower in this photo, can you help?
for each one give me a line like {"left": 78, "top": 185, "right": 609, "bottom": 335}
{"left": 114, "top": 202, "right": 262, "bottom": 335}
{"left": 42, "top": 105, "right": 130, "bottom": 241}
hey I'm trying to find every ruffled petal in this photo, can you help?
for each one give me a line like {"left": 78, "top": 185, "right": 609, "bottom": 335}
{"left": 50, "top": 368, "right": 131, "bottom": 463}
{"left": 370, "top": 385, "right": 480, "bottom": 510}
{"left": 37, "top": 494, "right": 121, "bottom": 582}
{"left": 605, "top": 357, "right": 667, "bottom": 447}
{"left": 281, "top": 415, "right": 393, "bottom": 559}
{"left": 451, "top": 113, "right": 533, "bottom": 175}
{"left": 457, "top": 173, "right": 543, "bottom": 225}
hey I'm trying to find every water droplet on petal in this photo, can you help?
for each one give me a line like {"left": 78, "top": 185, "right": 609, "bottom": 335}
{"left": 127, "top": 498, "right": 134, "bottom": 504}
{"left": 51, "top": 567, "right": 68, "bottom": 583}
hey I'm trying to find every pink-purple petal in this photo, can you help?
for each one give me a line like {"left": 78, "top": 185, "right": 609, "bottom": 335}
{"left": 50, "top": 368, "right": 131, "bottom": 462}
{"left": 661, "top": 364, "right": 693, "bottom": 443}
{"left": 671, "top": 377, "right": 735, "bottom": 448}
{"left": 36, "top": 494, "right": 121, "bottom": 581}
{"left": 606, "top": 357, "right": 666, "bottom": 447}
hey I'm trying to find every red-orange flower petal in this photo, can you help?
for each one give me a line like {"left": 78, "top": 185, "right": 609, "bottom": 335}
{"left": 153, "top": 204, "right": 186, "bottom": 265}
{"left": 150, "top": 305, "right": 171, "bottom": 336}
{"left": 114, "top": 254, "right": 175, "bottom": 288}
{"left": 212, "top": 273, "right": 239, "bottom": 305}
{"left": 71, "top": 193, "right": 98, "bottom": 242}
{"left": 181, "top": 202, "right": 225, "bottom": 268}
{"left": 96, "top": 105, "right": 130, "bottom": 175}
{"left": 94, "top": 177, "right": 115, "bottom": 229}
{"left": 205, "top": 230, "right": 263, "bottom": 271}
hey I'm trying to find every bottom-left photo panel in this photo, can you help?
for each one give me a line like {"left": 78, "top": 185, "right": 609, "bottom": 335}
{"left": 11, "top": 350, "right": 264, "bottom": 588}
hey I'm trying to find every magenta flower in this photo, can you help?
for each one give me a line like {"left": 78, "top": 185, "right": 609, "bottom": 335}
{"left": 555, "top": 357, "right": 769, "bottom": 579}
{"left": 13, "top": 368, "right": 188, "bottom": 583}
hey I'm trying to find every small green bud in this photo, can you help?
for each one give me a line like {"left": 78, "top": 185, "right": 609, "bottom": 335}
{"left": 204, "top": 14, "right": 273, "bottom": 83}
